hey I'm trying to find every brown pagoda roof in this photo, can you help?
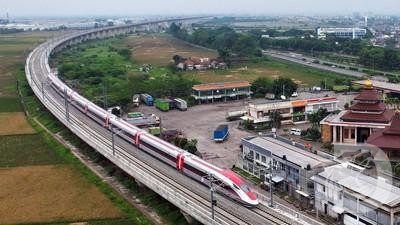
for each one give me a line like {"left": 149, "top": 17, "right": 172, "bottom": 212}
{"left": 350, "top": 102, "right": 386, "bottom": 112}
{"left": 341, "top": 109, "right": 395, "bottom": 124}
{"left": 354, "top": 88, "right": 382, "bottom": 102}
{"left": 367, "top": 112, "right": 400, "bottom": 150}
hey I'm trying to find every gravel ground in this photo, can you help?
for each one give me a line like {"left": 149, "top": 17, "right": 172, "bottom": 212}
{"left": 136, "top": 100, "right": 253, "bottom": 169}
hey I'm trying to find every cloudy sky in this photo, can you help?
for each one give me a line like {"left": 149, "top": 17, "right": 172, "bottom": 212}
{"left": 1, "top": 0, "right": 400, "bottom": 17}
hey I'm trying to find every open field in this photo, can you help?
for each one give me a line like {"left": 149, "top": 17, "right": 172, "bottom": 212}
{"left": 0, "top": 31, "right": 57, "bottom": 97}
{"left": 0, "top": 112, "right": 35, "bottom": 135}
{"left": 122, "top": 34, "right": 344, "bottom": 87}
{"left": 182, "top": 60, "right": 343, "bottom": 87}
{"left": 0, "top": 165, "right": 124, "bottom": 225}
{"left": 0, "top": 96, "right": 23, "bottom": 112}
{"left": 0, "top": 134, "right": 65, "bottom": 167}
{"left": 125, "top": 34, "right": 218, "bottom": 66}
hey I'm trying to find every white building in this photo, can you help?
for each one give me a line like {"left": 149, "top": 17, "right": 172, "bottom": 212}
{"left": 312, "top": 163, "right": 400, "bottom": 225}
{"left": 317, "top": 27, "right": 367, "bottom": 39}
{"left": 245, "top": 96, "right": 338, "bottom": 125}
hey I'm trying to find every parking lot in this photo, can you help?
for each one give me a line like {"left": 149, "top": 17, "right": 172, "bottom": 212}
{"left": 137, "top": 100, "right": 252, "bottom": 169}
{"left": 133, "top": 91, "right": 357, "bottom": 169}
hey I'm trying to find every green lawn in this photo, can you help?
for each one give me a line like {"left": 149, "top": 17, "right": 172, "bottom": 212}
{"left": 0, "top": 96, "right": 23, "bottom": 112}
{"left": 0, "top": 134, "right": 65, "bottom": 167}
{"left": 181, "top": 57, "right": 353, "bottom": 88}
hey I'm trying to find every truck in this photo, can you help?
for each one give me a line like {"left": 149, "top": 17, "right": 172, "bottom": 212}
{"left": 125, "top": 113, "right": 160, "bottom": 127}
{"left": 140, "top": 93, "right": 154, "bottom": 106}
{"left": 226, "top": 110, "right": 247, "bottom": 121}
{"left": 213, "top": 124, "right": 229, "bottom": 142}
{"left": 173, "top": 98, "right": 187, "bottom": 111}
{"left": 127, "top": 112, "right": 143, "bottom": 118}
{"left": 155, "top": 99, "right": 173, "bottom": 112}
{"left": 132, "top": 94, "right": 140, "bottom": 107}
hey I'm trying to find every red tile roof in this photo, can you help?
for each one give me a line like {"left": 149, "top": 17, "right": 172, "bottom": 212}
{"left": 350, "top": 102, "right": 386, "bottom": 112}
{"left": 354, "top": 88, "right": 382, "bottom": 101}
{"left": 367, "top": 113, "right": 400, "bottom": 150}
{"left": 341, "top": 109, "right": 395, "bottom": 124}
{"left": 192, "top": 81, "right": 251, "bottom": 91}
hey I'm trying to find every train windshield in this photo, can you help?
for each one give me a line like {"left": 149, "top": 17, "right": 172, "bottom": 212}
{"left": 240, "top": 184, "right": 251, "bottom": 192}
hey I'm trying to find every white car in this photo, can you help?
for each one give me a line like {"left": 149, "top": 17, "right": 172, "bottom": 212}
{"left": 291, "top": 92, "right": 298, "bottom": 97}
{"left": 290, "top": 128, "right": 302, "bottom": 136}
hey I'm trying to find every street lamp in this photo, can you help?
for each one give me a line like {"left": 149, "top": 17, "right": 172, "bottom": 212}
{"left": 269, "top": 159, "right": 274, "bottom": 207}
{"left": 202, "top": 173, "right": 218, "bottom": 221}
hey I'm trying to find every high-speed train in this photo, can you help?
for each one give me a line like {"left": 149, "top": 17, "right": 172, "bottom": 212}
{"left": 48, "top": 73, "right": 259, "bottom": 207}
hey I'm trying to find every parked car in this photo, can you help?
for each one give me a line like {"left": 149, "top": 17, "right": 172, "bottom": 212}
{"left": 290, "top": 128, "right": 302, "bottom": 136}
{"left": 291, "top": 92, "right": 298, "bottom": 97}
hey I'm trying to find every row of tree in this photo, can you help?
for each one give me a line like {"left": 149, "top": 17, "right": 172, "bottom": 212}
{"left": 260, "top": 35, "right": 400, "bottom": 71}
{"left": 250, "top": 77, "right": 298, "bottom": 98}
{"left": 169, "top": 24, "right": 261, "bottom": 58}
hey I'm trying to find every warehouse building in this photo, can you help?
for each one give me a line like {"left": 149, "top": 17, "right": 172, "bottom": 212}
{"left": 239, "top": 135, "right": 334, "bottom": 207}
{"left": 317, "top": 27, "right": 367, "bottom": 39}
{"left": 191, "top": 81, "right": 251, "bottom": 103}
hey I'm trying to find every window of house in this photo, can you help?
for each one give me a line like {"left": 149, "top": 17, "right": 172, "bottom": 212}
{"left": 261, "top": 156, "right": 266, "bottom": 163}
{"left": 256, "top": 153, "right": 260, "bottom": 160}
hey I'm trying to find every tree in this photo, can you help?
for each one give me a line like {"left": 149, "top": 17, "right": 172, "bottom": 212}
{"left": 308, "top": 108, "right": 329, "bottom": 128}
{"left": 172, "top": 54, "right": 184, "bottom": 64}
{"left": 268, "top": 111, "right": 282, "bottom": 129}
{"left": 233, "top": 35, "right": 258, "bottom": 57}
{"left": 251, "top": 77, "right": 273, "bottom": 98}
{"left": 272, "top": 77, "right": 298, "bottom": 97}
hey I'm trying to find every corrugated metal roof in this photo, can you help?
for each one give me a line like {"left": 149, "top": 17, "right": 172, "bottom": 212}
{"left": 316, "top": 164, "right": 400, "bottom": 207}
{"left": 245, "top": 136, "right": 333, "bottom": 168}
{"left": 192, "top": 81, "right": 250, "bottom": 91}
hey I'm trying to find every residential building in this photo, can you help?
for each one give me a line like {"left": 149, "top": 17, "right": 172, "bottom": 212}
{"left": 177, "top": 57, "right": 226, "bottom": 71}
{"left": 191, "top": 81, "right": 251, "bottom": 103}
{"left": 312, "top": 163, "right": 400, "bottom": 225}
{"left": 321, "top": 80, "right": 395, "bottom": 145}
{"left": 245, "top": 96, "right": 338, "bottom": 125}
{"left": 317, "top": 27, "right": 367, "bottom": 39}
{"left": 240, "top": 135, "right": 334, "bottom": 205}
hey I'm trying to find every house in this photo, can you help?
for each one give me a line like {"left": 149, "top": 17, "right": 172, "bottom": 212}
{"left": 192, "top": 81, "right": 251, "bottom": 103}
{"left": 240, "top": 135, "right": 334, "bottom": 206}
{"left": 312, "top": 163, "right": 400, "bottom": 225}
{"left": 176, "top": 56, "right": 225, "bottom": 71}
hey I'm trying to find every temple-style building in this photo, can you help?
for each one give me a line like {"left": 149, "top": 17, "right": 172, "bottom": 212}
{"left": 367, "top": 112, "right": 400, "bottom": 158}
{"left": 321, "top": 80, "right": 395, "bottom": 145}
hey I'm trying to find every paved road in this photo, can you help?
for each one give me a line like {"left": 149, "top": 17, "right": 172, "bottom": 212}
{"left": 263, "top": 50, "right": 367, "bottom": 78}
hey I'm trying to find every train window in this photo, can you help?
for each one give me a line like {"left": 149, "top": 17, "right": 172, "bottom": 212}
{"left": 233, "top": 184, "right": 240, "bottom": 190}
{"left": 240, "top": 184, "right": 251, "bottom": 192}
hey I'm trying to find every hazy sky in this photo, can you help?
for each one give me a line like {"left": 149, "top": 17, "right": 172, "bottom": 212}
{"left": 1, "top": 0, "right": 400, "bottom": 17}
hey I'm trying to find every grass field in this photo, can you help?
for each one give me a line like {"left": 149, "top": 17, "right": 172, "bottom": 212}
{"left": 0, "top": 112, "right": 35, "bottom": 135}
{"left": 0, "top": 165, "right": 124, "bottom": 225}
{"left": 181, "top": 60, "right": 344, "bottom": 87}
{"left": 123, "top": 34, "right": 345, "bottom": 87}
{"left": 0, "top": 31, "right": 56, "bottom": 97}
{"left": 0, "top": 134, "right": 65, "bottom": 167}
{"left": 125, "top": 34, "right": 218, "bottom": 66}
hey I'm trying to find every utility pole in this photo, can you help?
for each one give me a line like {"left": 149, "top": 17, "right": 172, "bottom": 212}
{"left": 111, "top": 123, "right": 115, "bottom": 156}
{"left": 64, "top": 88, "right": 70, "bottom": 122}
{"left": 102, "top": 83, "right": 108, "bottom": 110}
{"left": 269, "top": 159, "right": 274, "bottom": 207}
{"left": 282, "top": 84, "right": 285, "bottom": 98}
{"left": 208, "top": 173, "right": 217, "bottom": 220}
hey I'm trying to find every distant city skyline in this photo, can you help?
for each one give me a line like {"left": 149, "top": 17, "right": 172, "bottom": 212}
{"left": 1, "top": 0, "right": 400, "bottom": 18}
